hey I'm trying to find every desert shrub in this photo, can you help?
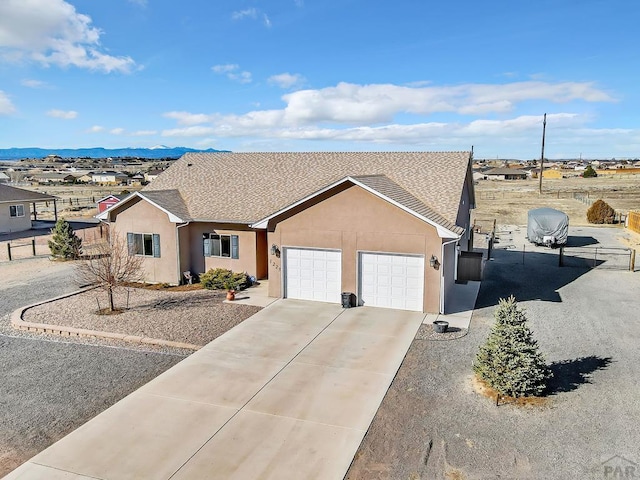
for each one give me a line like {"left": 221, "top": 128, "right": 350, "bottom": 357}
{"left": 200, "top": 268, "right": 249, "bottom": 290}
{"left": 587, "top": 199, "right": 615, "bottom": 224}
{"left": 473, "top": 296, "right": 551, "bottom": 401}
{"left": 582, "top": 165, "right": 597, "bottom": 178}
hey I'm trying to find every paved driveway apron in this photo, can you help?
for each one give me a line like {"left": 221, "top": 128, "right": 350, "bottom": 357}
{"left": 6, "top": 300, "right": 425, "bottom": 480}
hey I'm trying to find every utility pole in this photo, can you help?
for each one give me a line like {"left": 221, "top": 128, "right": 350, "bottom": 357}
{"left": 538, "top": 113, "right": 547, "bottom": 194}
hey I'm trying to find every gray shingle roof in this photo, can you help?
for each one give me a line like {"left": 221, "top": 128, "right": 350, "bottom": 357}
{"left": 139, "top": 190, "right": 191, "bottom": 222}
{"left": 0, "top": 184, "right": 58, "bottom": 203}
{"left": 144, "top": 151, "right": 471, "bottom": 228}
{"left": 351, "top": 175, "right": 464, "bottom": 235}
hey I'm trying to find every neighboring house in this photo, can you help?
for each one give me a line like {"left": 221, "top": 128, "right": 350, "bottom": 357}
{"left": 542, "top": 169, "right": 563, "bottom": 179}
{"left": 72, "top": 172, "right": 94, "bottom": 183}
{"left": 129, "top": 173, "right": 145, "bottom": 186}
{"left": 0, "top": 184, "right": 58, "bottom": 234}
{"left": 144, "top": 169, "right": 164, "bottom": 182}
{"left": 32, "top": 172, "right": 76, "bottom": 184}
{"left": 98, "top": 152, "right": 476, "bottom": 314}
{"left": 97, "top": 194, "right": 128, "bottom": 213}
{"left": 0, "top": 172, "right": 10, "bottom": 183}
{"left": 484, "top": 167, "right": 528, "bottom": 180}
{"left": 91, "top": 171, "right": 129, "bottom": 185}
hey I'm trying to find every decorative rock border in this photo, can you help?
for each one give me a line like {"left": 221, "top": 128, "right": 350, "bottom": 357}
{"left": 10, "top": 287, "right": 201, "bottom": 351}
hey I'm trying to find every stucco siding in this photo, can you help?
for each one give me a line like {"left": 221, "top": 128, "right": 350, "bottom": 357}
{"left": 441, "top": 241, "right": 457, "bottom": 314}
{"left": 0, "top": 202, "right": 31, "bottom": 233}
{"left": 268, "top": 185, "right": 443, "bottom": 312}
{"left": 112, "top": 199, "right": 179, "bottom": 284}
{"left": 185, "top": 223, "right": 260, "bottom": 278}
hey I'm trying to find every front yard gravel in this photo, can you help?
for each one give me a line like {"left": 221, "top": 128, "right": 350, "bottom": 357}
{"left": 21, "top": 287, "right": 262, "bottom": 347}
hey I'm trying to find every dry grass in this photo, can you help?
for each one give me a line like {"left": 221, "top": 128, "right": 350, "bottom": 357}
{"left": 445, "top": 469, "right": 466, "bottom": 480}
{"left": 473, "top": 176, "right": 640, "bottom": 227}
{"left": 471, "top": 375, "right": 549, "bottom": 408}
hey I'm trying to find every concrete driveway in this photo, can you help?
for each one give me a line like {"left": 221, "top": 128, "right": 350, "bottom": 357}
{"left": 6, "top": 299, "right": 425, "bottom": 480}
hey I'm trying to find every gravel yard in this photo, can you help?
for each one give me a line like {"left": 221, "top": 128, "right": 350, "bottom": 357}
{"left": 22, "top": 287, "right": 262, "bottom": 347}
{"left": 1, "top": 258, "right": 264, "bottom": 476}
{"left": 347, "top": 225, "right": 640, "bottom": 479}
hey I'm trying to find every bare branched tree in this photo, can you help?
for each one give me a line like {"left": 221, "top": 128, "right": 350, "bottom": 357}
{"left": 76, "top": 231, "right": 145, "bottom": 312}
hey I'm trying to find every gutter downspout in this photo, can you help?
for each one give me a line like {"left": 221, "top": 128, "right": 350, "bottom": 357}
{"left": 440, "top": 237, "right": 460, "bottom": 314}
{"left": 176, "top": 222, "right": 190, "bottom": 285}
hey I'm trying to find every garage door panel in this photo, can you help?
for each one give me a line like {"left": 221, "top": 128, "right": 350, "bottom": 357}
{"left": 359, "top": 253, "right": 424, "bottom": 312}
{"left": 285, "top": 248, "right": 342, "bottom": 304}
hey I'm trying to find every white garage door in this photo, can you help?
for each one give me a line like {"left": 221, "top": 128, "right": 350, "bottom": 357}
{"left": 284, "top": 248, "right": 342, "bottom": 303}
{"left": 359, "top": 252, "right": 425, "bottom": 311}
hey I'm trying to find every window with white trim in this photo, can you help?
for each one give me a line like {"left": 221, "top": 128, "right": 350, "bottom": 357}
{"left": 127, "top": 232, "right": 161, "bottom": 257}
{"left": 9, "top": 205, "right": 25, "bottom": 217}
{"left": 203, "top": 233, "right": 239, "bottom": 259}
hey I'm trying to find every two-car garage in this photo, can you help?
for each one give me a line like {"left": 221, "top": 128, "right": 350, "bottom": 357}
{"left": 283, "top": 247, "right": 425, "bottom": 312}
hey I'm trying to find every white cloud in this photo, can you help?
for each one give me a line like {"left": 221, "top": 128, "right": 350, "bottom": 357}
{"left": 162, "top": 126, "right": 217, "bottom": 137}
{"left": 268, "top": 73, "right": 305, "bottom": 89}
{"left": 87, "top": 125, "right": 104, "bottom": 133}
{"left": 164, "top": 111, "right": 212, "bottom": 125}
{"left": 231, "top": 7, "right": 271, "bottom": 27}
{"left": 21, "top": 78, "right": 49, "bottom": 88}
{"left": 110, "top": 127, "right": 125, "bottom": 135}
{"left": 159, "top": 80, "right": 622, "bottom": 157}
{"left": 0, "top": 91, "right": 16, "bottom": 114}
{"left": 46, "top": 109, "right": 77, "bottom": 119}
{"left": 131, "top": 129, "right": 157, "bottom": 136}
{"left": 163, "top": 81, "right": 613, "bottom": 131}
{"left": 211, "top": 63, "right": 252, "bottom": 83}
{"left": 0, "top": 0, "right": 136, "bottom": 73}
{"left": 211, "top": 63, "right": 237, "bottom": 74}
{"left": 232, "top": 8, "right": 257, "bottom": 20}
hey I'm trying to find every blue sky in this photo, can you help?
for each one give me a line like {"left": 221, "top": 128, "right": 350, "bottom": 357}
{"left": 0, "top": 0, "right": 639, "bottom": 159}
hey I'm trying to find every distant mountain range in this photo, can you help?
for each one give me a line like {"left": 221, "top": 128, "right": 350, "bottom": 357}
{"left": 0, "top": 146, "right": 229, "bottom": 160}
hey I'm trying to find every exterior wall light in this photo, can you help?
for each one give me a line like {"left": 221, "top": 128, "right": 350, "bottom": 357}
{"left": 270, "top": 244, "right": 280, "bottom": 257}
{"left": 429, "top": 255, "right": 439, "bottom": 269}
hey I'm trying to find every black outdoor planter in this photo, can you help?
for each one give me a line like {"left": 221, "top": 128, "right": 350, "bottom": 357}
{"left": 432, "top": 320, "right": 449, "bottom": 333}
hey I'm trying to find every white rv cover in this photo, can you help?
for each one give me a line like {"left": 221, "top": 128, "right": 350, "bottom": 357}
{"left": 527, "top": 208, "right": 569, "bottom": 245}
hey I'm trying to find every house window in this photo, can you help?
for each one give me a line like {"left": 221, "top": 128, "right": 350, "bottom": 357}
{"left": 127, "top": 233, "right": 160, "bottom": 257}
{"left": 203, "top": 234, "right": 239, "bottom": 259}
{"left": 9, "top": 205, "right": 25, "bottom": 218}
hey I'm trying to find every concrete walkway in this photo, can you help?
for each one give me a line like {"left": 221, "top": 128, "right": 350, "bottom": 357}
{"left": 423, "top": 280, "right": 481, "bottom": 330}
{"left": 5, "top": 300, "right": 425, "bottom": 480}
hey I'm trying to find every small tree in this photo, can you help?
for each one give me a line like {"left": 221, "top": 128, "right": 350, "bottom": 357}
{"left": 587, "top": 199, "right": 615, "bottom": 224}
{"left": 582, "top": 165, "right": 597, "bottom": 178}
{"left": 48, "top": 218, "right": 82, "bottom": 260}
{"left": 473, "top": 296, "right": 551, "bottom": 404}
{"left": 76, "top": 232, "right": 145, "bottom": 312}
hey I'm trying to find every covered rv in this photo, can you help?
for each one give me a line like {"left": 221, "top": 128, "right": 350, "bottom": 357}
{"left": 527, "top": 208, "right": 569, "bottom": 247}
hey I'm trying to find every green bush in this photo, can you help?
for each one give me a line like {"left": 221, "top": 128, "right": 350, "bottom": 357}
{"left": 200, "top": 268, "right": 249, "bottom": 290}
{"left": 582, "top": 165, "right": 597, "bottom": 178}
{"left": 473, "top": 296, "right": 551, "bottom": 400}
{"left": 587, "top": 199, "right": 615, "bottom": 224}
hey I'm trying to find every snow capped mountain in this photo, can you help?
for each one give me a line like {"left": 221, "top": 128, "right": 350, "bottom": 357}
{"left": 0, "top": 146, "right": 228, "bottom": 160}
